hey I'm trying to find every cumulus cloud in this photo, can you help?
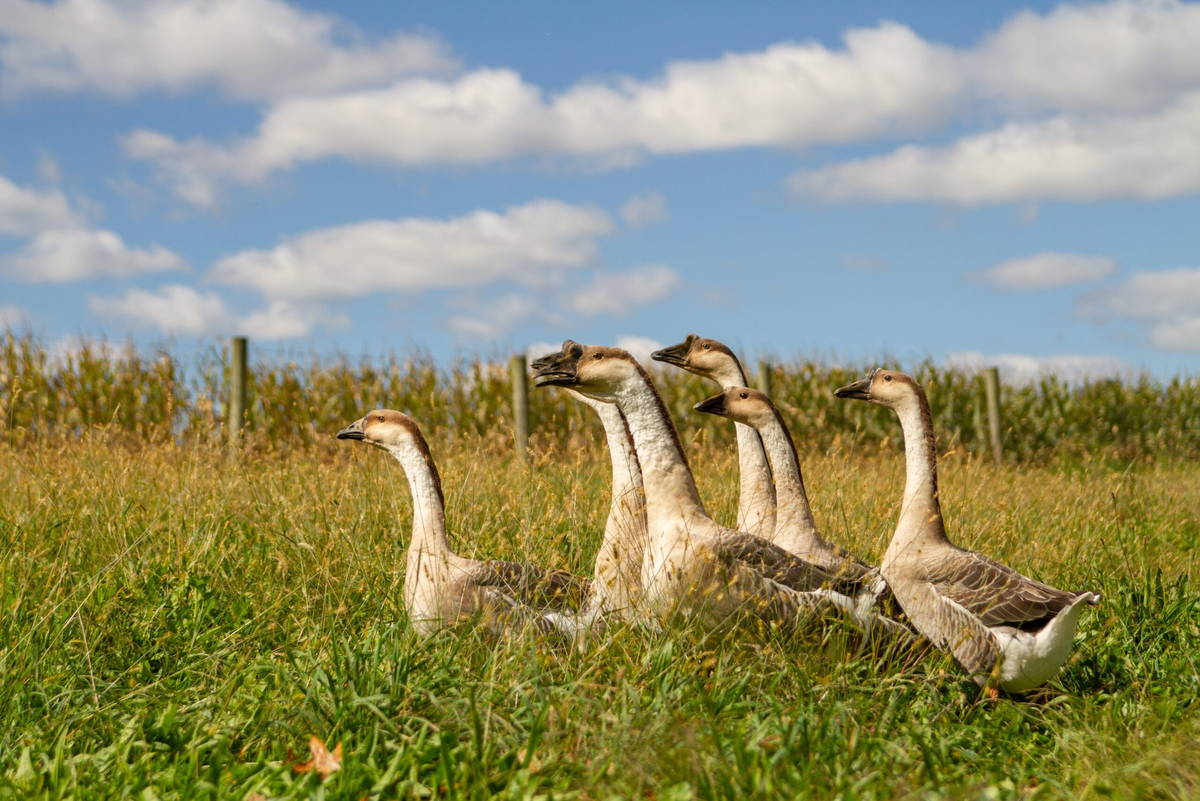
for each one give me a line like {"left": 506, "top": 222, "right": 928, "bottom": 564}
{"left": 126, "top": 23, "right": 961, "bottom": 204}
{"left": 972, "top": 0, "right": 1200, "bottom": 115}
{"left": 446, "top": 294, "right": 549, "bottom": 341}
{"left": 2, "top": 227, "right": 185, "bottom": 282}
{"left": 840, "top": 255, "right": 888, "bottom": 273}
{"left": 973, "top": 252, "right": 1119, "bottom": 290}
{"left": 790, "top": 94, "right": 1200, "bottom": 204}
{"left": 0, "top": 303, "right": 29, "bottom": 329}
{"left": 566, "top": 265, "right": 680, "bottom": 317}
{"left": 620, "top": 192, "right": 668, "bottom": 228}
{"left": 210, "top": 199, "right": 613, "bottom": 302}
{"left": 0, "top": 0, "right": 456, "bottom": 101}
{"left": 0, "top": 174, "right": 81, "bottom": 235}
{"left": 1080, "top": 267, "right": 1200, "bottom": 351}
{"left": 614, "top": 335, "right": 666, "bottom": 366}
{"left": 945, "top": 350, "right": 1132, "bottom": 384}
{"left": 88, "top": 284, "right": 339, "bottom": 339}
{"left": 1, "top": 171, "right": 186, "bottom": 282}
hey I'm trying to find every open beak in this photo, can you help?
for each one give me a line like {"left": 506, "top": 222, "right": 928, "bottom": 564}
{"left": 651, "top": 336, "right": 692, "bottom": 367}
{"left": 534, "top": 358, "right": 579, "bottom": 388}
{"left": 693, "top": 392, "right": 728, "bottom": 417}
{"left": 336, "top": 418, "right": 366, "bottom": 440}
{"left": 531, "top": 339, "right": 577, "bottom": 371}
{"left": 833, "top": 377, "right": 872, "bottom": 401}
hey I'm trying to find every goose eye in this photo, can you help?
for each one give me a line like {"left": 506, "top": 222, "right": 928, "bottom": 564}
{"left": 592, "top": 352, "right": 602, "bottom": 360}
{"left": 702, "top": 343, "right": 710, "bottom": 349}
{"left": 739, "top": 392, "right": 748, "bottom": 399}
{"left": 378, "top": 415, "right": 385, "bottom": 421}
{"left": 884, "top": 375, "right": 892, "bottom": 382}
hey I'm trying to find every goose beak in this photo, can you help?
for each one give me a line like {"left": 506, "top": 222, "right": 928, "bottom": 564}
{"left": 651, "top": 338, "right": 690, "bottom": 367}
{"left": 694, "top": 393, "right": 728, "bottom": 416}
{"left": 530, "top": 353, "right": 556, "bottom": 371}
{"left": 336, "top": 418, "right": 366, "bottom": 440}
{"left": 833, "top": 377, "right": 872, "bottom": 401}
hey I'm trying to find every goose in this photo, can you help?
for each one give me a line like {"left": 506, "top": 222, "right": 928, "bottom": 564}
{"left": 337, "top": 409, "right": 588, "bottom": 637}
{"left": 693, "top": 386, "right": 874, "bottom": 583}
{"left": 535, "top": 342, "right": 914, "bottom": 642}
{"left": 531, "top": 343, "right": 650, "bottom": 634}
{"left": 834, "top": 369, "right": 1100, "bottom": 692}
{"left": 652, "top": 335, "right": 777, "bottom": 539}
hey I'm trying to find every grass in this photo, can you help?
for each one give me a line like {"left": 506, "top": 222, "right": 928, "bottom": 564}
{"left": 2, "top": 427, "right": 1199, "bottom": 799}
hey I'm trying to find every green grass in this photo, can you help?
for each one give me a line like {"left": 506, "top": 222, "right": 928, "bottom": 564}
{"left": 2, "top": 432, "right": 1199, "bottom": 799}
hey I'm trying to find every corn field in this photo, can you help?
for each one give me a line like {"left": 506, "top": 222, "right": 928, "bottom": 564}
{"left": 2, "top": 332, "right": 1198, "bottom": 463}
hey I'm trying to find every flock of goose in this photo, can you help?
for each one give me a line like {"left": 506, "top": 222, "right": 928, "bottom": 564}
{"left": 336, "top": 335, "right": 1100, "bottom": 695}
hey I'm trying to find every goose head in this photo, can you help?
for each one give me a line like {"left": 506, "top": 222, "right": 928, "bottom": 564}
{"left": 337, "top": 409, "right": 423, "bottom": 450}
{"left": 833, "top": 368, "right": 919, "bottom": 409}
{"left": 651, "top": 334, "right": 741, "bottom": 381}
{"left": 533, "top": 340, "right": 641, "bottom": 403}
{"left": 693, "top": 386, "right": 774, "bottom": 426}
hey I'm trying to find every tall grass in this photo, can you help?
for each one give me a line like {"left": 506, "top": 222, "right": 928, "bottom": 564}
{"left": 4, "top": 332, "right": 1200, "bottom": 463}
{"left": 2, "top": 429, "right": 1198, "bottom": 797}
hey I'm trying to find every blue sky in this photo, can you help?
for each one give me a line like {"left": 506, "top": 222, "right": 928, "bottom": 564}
{"left": 3, "top": 0, "right": 1200, "bottom": 380}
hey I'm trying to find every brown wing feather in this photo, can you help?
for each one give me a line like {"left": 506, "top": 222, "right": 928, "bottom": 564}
{"left": 899, "top": 580, "right": 1001, "bottom": 681}
{"left": 469, "top": 560, "right": 590, "bottom": 610}
{"left": 927, "top": 548, "right": 1077, "bottom": 630}
{"left": 711, "top": 531, "right": 866, "bottom": 596}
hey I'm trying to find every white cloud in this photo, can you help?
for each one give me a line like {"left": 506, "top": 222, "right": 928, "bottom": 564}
{"left": 0, "top": 0, "right": 456, "bottom": 101}
{"left": 1080, "top": 267, "right": 1200, "bottom": 351}
{"left": 126, "top": 24, "right": 961, "bottom": 204}
{"left": 0, "top": 174, "right": 81, "bottom": 235}
{"left": 972, "top": 0, "right": 1200, "bottom": 115}
{"left": 790, "top": 93, "right": 1200, "bottom": 204}
{"left": 974, "top": 252, "right": 1119, "bottom": 290}
{"left": 88, "top": 284, "right": 338, "bottom": 339}
{"left": 614, "top": 335, "right": 665, "bottom": 366}
{"left": 446, "top": 294, "right": 548, "bottom": 341}
{"left": 210, "top": 199, "right": 613, "bottom": 302}
{"left": 945, "top": 350, "right": 1132, "bottom": 384}
{"left": 620, "top": 192, "right": 668, "bottom": 228}
{"left": 566, "top": 265, "right": 680, "bottom": 317}
{"left": 2, "top": 227, "right": 185, "bottom": 282}
{"left": 0, "top": 303, "right": 29, "bottom": 329}
{"left": 840, "top": 255, "right": 888, "bottom": 273}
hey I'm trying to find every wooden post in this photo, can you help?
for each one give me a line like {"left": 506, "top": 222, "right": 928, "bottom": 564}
{"left": 983, "top": 366, "right": 1002, "bottom": 465}
{"left": 229, "top": 336, "right": 247, "bottom": 446}
{"left": 510, "top": 354, "right": 529, "bottom": 461}
{"left": 756, "top": 360, "right": 773, "bottom": 397}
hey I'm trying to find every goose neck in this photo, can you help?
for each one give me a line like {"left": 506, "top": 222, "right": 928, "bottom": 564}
{"left": 891, "top": 389, "right": 948, "bottom": 549}
{"left": 384, "top": 441, "right": 451, "bottom": 555}
{"left": 613, "top": 374, "right": 706, "bottom": 517}
{"left": 755, "top": 412, "right": 818, "bottom": 538}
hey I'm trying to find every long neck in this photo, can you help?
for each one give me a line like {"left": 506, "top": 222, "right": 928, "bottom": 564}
{"left": 384, "top": 441, "right": 451, "bottom": 555}
{"left": 890, "top": 387, "right": 949, "bottom": 550}
{"left": 754, "top": 410, "right": 819, "bottom": 542}
{"left": 614, "top": 372, "right": 706, "bottom": 519}
{"left": 589, "top": 396, "right": 643, "bottom": 503}
{"left": 711, "top": 359, "right": 777, "bottom": 535}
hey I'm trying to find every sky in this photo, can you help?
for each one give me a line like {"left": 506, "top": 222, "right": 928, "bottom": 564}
{"left": 3, "top": 0, "right": 1200, "bottom": 381}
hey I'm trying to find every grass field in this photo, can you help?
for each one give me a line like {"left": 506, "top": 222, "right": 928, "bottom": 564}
{"left": 3, "top": 427, "right": 1199, "bottom": 799}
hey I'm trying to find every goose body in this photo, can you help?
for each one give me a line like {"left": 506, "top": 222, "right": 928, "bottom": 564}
{"left": 337, "top": 410, "right": 588, "bottom": 637}
{"left": 533, "top": 344, "right": 650, "bottom": 634}
{"left": 834, "top": 370, "right": 1100, "bottom": 691}
{"left": 536, "top": 342, "right": 914, "bottom": 642}
{"left": 653, "top": 335, "right": 777, "bottom": 539}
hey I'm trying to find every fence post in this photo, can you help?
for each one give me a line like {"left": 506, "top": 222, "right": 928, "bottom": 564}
{"left": 229, "top": 336, "right": 247, "bottom": 447}
{"left": 756, "top": 360, "right": 773, "bottom": 397}
{"left": 983, "top": 366, "right": 1003, "bottom": 465}
{"left": 510, "top": 354, "right": 529, "bottom": 462}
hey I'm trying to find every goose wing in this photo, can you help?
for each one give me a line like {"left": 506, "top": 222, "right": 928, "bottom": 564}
{"left": 899, "top": 579, "right": 1001, "bottom": 681}
{"left": 926, "top": 548, "right": 1077, "bottom": 630}
{"left": 469, "top": 560, "right": 590, "bottom": 610}
{"left": 710, "top": 530, "right": 865, "bottom": 596}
